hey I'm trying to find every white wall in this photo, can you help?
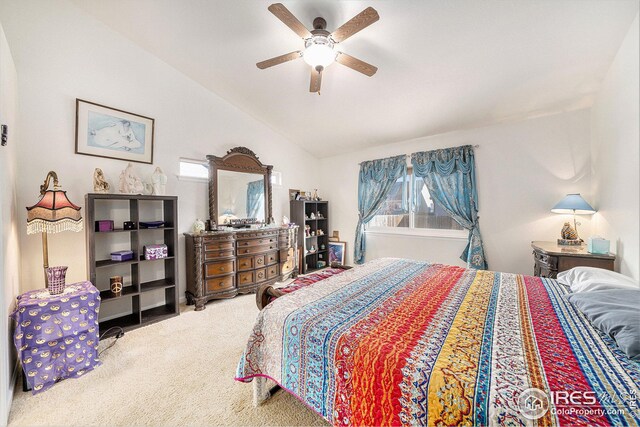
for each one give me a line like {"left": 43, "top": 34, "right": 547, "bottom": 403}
{"left": 591, "top": 14, "right": 639, "bottom": 281}
{"left": 319, "top": 110, "right": 593, "bottom": 275}
{"left": 0, "top": 21, "right": 20, "bottom": 427}
{"left": 0, "top": 1, "right": 319, "bottom": 297}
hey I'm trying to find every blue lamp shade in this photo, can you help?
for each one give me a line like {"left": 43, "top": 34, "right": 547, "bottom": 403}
{"left": 551, "top": 193, "right": 596, "bottom": 215}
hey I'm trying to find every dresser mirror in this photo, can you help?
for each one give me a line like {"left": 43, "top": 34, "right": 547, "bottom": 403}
{"left": 207, "top": 147, "right": 272, "bottom": 227}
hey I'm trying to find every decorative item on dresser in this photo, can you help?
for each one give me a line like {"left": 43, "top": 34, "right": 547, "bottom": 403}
{"left": 290, "top": 199, "right": 329, "bottom": 273}
{"left": 85, "top": 193, "right": 179, "bottom": 334}
{"left": 184, "top": 226, "right": 298, "bottom": 310}
{"left": 531, "top": 240, "right": 615, "bottom": 278}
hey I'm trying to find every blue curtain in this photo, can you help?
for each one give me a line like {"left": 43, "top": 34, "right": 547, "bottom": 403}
{"left": 354, "top": 155, "right": 407, "bottom": 264}
{"left": 411, "top": 145, "right": 487, "bottom": 270}
{"left": 246, "top": 180, "right": 264, "bottom": 219}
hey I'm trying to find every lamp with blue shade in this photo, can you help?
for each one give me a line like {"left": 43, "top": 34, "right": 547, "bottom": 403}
{"left": 551, "top": 193, "right": 596, "bottom": 245}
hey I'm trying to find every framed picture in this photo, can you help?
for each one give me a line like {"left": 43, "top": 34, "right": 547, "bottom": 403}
{"left": 75, "top": 99, "right": 155, "bottom": 164}
{"left": 328, "top": 241, "right": 346, "bottom": 265}
{"left": 289, "top": 188, "right": 301, "bottom": 201}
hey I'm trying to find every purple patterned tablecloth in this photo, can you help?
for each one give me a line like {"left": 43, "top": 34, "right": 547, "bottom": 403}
{"left": 10, "top": 281, "right": 101, "bottom": 394}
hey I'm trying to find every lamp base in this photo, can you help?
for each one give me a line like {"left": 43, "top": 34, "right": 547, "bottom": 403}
{"left": 557, "top": 238, "right": 582, "bottom": 246}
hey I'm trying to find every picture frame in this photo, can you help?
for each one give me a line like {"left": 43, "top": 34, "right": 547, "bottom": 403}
{"left": 289, "top": 188, "right": 301, "bottom": 201}
{"left": 328, "top": 241, "right": 346, "bottom": 266}
{"left": 75, "top": 98, "right": 155, "bottom": 164}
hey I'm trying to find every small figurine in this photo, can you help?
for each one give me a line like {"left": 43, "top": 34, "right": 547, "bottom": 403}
{"left": 310, "top": 212, "right": 316, "bottom": 219}
{"left": 561, "top": 222, "right": 579, "bottom": 240}
{"left": 317, "top": 229, "right": 324, "bottom": 236}
{"left": 309, "top": 245, "right": 316, "bottom": 252}
{"left": 312, "top": 189, "right": 319, "bottom": 200}
{"left": 93, "top": 168, "right": 110, "bottom": 193}
{"left": 151, "top": 167, "right": 167, "bottom": 195}
{"left": 282, "top": 216, "right": 290, "bottom": 225}
{"left": 192, "top": 218, "right": 205, "bottom": 234}
{"left": 119, "top": 163, "right": 144, "bottom": 194}
{"left": 317, "top": 211, "right": 323, "bottom": 218}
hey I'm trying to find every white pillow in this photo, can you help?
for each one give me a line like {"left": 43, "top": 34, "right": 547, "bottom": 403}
{"left": 557, "top": 267, "right": 639, "bottom": 292}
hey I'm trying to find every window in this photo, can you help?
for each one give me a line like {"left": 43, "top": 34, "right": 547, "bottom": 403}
{"left": 178, "top": 158, "right": 282, "bottom": 185}
{"left": 179, "top": 158, "right": 208, "bottom": 180}
{"left": 367, "top": 169, "right": 464, "bottom": 236}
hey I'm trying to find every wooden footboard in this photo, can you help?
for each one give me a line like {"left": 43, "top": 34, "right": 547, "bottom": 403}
{"left": 256, "top": 263, "right": 352, "bottom": 310}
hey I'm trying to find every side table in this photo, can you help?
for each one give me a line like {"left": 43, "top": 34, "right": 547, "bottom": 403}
{"left": 531, "top": 241, "right": 615, "bottom": 278}
{"left": 10, "top": 281, "right": 101, "bottom": 394}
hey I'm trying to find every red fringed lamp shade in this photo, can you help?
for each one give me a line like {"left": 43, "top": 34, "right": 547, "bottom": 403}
{"left": 26, "top": 172, "right": 83, "bottom": 235}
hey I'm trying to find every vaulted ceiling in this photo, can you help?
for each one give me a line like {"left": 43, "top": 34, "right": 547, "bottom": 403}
{"left": 72, "top": 0, "right": 638, "bottom": 157}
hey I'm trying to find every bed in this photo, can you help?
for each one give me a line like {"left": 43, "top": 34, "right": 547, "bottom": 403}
{"left": 236, "top": 258, "right": 640, "bottom": 426}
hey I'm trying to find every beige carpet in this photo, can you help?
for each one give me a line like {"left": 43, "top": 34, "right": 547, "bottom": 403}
{"left": 8, "top": 294, "right": 329, "bottom": 426}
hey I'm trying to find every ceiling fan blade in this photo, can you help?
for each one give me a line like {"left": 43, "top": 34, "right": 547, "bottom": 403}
{"left": 336, "top": 52, "right": 378, "bottom": 77}
{"left": 268, "top": 3, "right": 312, "bottom": 39}
{"left": 330, "top": 7, "right": 379, "bottom": 43}
{"left": 310, "top": 68, "right": 322, "bottom": 93}
{"left": 256, "top": 51, "right": 302, "bottom": 69}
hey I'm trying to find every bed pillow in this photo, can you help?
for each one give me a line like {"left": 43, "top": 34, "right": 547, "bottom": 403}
{"left": 557, "top": 266, "right": 638, "bottom": 292}
{"left": 566, "top": 289, "right": 640, "bottom": 361}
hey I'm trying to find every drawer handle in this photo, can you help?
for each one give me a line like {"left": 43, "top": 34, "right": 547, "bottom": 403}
{"left": 219, "top": 266, "right": 225, "bottom": 271}
{"left": 258, "top": 273, "right": 264, "bottom": 279}
{"left": 257, "top": 259, "right": 263, "bottom": 264}
{"left": 219, "top": 281, "right": 225, "bottom": 286}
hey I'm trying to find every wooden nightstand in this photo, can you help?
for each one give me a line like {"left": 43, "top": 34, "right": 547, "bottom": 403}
{"left": 531, "top": 241, "right": 615, "bottom": 278}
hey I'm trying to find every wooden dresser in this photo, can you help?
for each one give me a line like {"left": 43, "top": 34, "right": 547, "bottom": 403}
{"left": 531, "top": 241, "right": 615, "bottom": 279}
{"left": 185, "top": 226, "right": 298, "bottom": 310}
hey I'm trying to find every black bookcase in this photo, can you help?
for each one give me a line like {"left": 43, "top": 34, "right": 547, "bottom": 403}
{"left": 85, "top": 193, "right": 179, "bottom": 335}
{"left": 290, "top": 200, "right": 329, "bottom": 274}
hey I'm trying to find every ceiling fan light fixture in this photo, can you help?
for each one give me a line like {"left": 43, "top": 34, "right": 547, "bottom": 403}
{"left": 302, "top": 36, "right": 336, "bottom": 68}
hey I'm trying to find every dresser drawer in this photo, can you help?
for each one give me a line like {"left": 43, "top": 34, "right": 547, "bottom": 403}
{"left": 237, "top": 271, "right": 254, "bottom": 286}
{"left": 255, "top": 268, "right": 267, "bottom": 283}
{"left": 237, "top": 256, "right": 254, "bottom": 272}
{"left": 204, "top": 249, "right": 234, "bottom": 260}
{"left": 267, "top": 264, "right": 278, "bottom": 280}
{"left": 254, "top": 255, "right": 266, "bottom": 268}
{"left": 205, "top": 274, "right": 234, "bottom": 293}
{"left": 265, "top": 251, "right": 278, "bottom": 265}
{"left": 237, "top": 230, "right": 279, "bottom": 240}
{"left": 204, "top": 241, "right": 234, "bottom": 252}
{"left": 204, "top": 260, "right": 235, "bottom": 277}
{"left": 237, "top": 237, "right": 277, "bottom": 247}
{"left": 281, "top": 260, "right": 293, "bottom": 275}
{"left": 237, "top": 243, "right": 278, "bottom": 256}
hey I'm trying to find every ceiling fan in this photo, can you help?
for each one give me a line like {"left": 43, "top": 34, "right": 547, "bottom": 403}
{"left": 257, "top": 3, "right": 379, "bottom": 94}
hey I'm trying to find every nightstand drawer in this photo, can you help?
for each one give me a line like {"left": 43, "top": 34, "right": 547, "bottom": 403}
{"left": 533, "top": 250, "right": 557, "bottom": 269}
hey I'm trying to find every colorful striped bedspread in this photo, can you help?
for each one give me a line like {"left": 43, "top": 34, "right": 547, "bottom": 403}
{"left": 236, "top": 258, "right": 640, "bottom": 426}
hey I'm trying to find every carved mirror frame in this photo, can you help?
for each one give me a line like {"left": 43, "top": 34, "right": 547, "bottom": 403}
{"left": 207, "top": 147, "right": 273, "bottom": 224}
